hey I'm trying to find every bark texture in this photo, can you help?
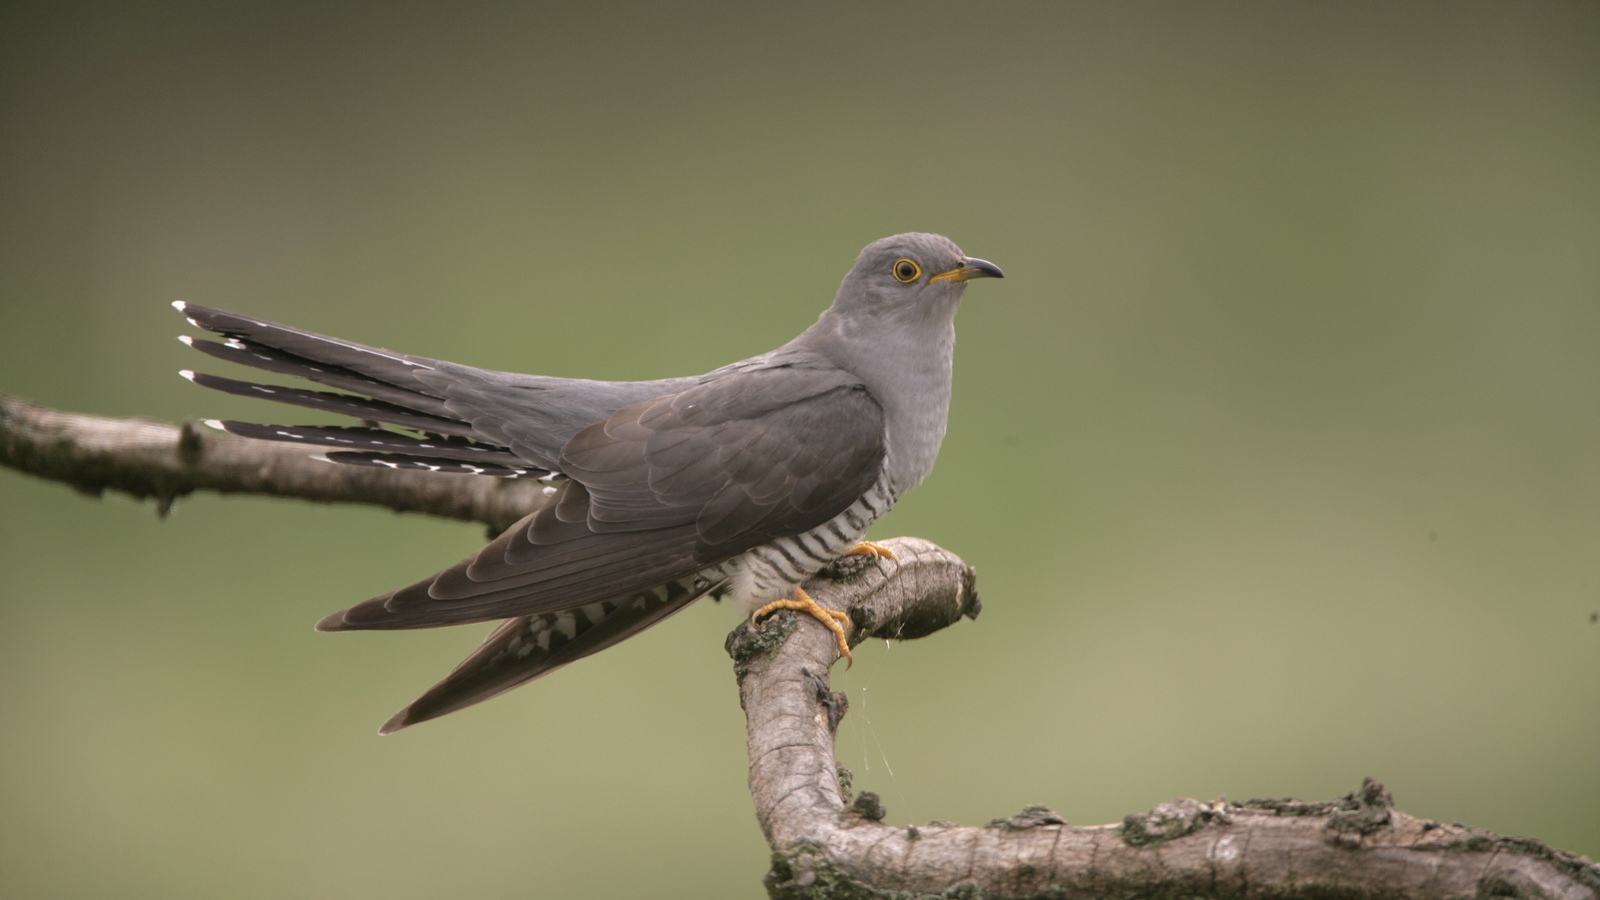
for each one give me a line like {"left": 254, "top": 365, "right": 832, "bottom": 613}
{"left": 6, "top": 394, "right": 1599, "bottom": 899}
{"left": 730, "top": 539, "right": 1600, "bottom": 900}
{"left": 1, "top": 391, "right": 543, "bottom": 532}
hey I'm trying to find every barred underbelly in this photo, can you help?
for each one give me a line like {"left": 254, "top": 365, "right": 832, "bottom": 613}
{"left": 725, "top": 478, "right": 896, "bottom": 616}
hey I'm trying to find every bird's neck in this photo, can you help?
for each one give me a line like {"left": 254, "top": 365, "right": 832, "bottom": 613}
{"left": 798, "top": 301, "right": 958, "bottom": 495}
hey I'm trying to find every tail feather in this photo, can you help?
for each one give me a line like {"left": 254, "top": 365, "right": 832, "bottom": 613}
{"left": 181, "top": 370, "right": 478, "bottom": 439}
{"left": 179, "top": 334, "right": 452, "bottom": 414}
{"left": 175, "top": 301, "right": 442, "bottom": 391}
{"left": 206, "top": 420, "right": 538, "bottom": 471}
{"left": 321, "top": 451, "right": 533, "bottom": 477}
{"left": 378, "top": 575, "right": 720, "bottom": 733}
{"left": 173, "top": 302, "right": 687, "bottom": 476}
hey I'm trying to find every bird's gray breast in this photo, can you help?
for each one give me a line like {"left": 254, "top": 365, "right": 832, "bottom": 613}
{"left": 798, "top": 304, "right": 958, "bottom": 496}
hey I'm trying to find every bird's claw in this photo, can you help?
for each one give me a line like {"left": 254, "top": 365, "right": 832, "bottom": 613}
{"left": 843, "top": 540, "right": 897, "bottom": 561}
{"left": 750, "top": 587, "right": 853, "bottom": 667}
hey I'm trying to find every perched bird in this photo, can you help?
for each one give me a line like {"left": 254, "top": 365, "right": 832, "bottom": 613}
{"left": 175, "top": 233, "right": 1001, "bottom": 732}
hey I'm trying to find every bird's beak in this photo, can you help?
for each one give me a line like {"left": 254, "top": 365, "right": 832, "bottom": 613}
{"left": 931, "top": 257, "right": 1005, "bottom": 283}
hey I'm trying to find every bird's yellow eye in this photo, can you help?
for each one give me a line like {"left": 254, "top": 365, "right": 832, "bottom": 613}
{"left": 892, "top": 259, "right": 921, "bottom": 283}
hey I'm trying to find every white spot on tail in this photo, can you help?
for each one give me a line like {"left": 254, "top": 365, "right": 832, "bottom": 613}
{"left": 177, "top": 335, "right": 194, "bottom": 346}
{"left": 171, "top": 301, "right": 187, "bottom": 311}
{"left": 552, "top": 615, "right": 577, "bottom": 641}
{"left": 202, "top": 419, "right": 227, "bottom": 431}
{"left": 179, "top": 370, "right": 197, "bottom": 381}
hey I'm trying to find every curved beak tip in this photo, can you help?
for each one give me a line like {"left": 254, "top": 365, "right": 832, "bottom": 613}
{"left": 960, "top": 257, "right": 1004, "bottom": 280}
{"left": 929, "top": 256, "right": 1005, "bottom": 284}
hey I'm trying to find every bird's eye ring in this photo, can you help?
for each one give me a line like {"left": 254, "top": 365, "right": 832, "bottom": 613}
{"left": 892, "top": 259, "right": 921, "bottom": 283}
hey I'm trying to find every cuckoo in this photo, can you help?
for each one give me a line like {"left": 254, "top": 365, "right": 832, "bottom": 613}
{"left": 174, "top": 233, "right": 1002, "bottom": 732}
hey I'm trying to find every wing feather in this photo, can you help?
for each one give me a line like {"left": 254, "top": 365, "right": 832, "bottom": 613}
{"left": 319, "top": 364, "right": 885, "bottom": 630}
{"left": 377, "top": 574, "right": 721, "bottom": 732}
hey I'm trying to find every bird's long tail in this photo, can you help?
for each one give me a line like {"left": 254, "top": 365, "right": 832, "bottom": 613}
{"left": 173, "top": 301, "right": 549, "bottom": 477}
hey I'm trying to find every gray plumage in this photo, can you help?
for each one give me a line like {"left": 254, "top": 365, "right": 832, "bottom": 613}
{"left": 175, "top": 233, "right": 1002, "bottom": 732}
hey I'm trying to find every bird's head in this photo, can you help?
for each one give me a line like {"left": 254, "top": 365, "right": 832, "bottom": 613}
{"left": 831, "top": 233, "right": 1004, "bottom": 325}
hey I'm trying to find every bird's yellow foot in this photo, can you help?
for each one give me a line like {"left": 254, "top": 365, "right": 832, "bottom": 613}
{"left": 751, "top": 587, "right": 854, "bottom": 667}
{"left": 844, "top": 540, "right": 897, "bottom": 561}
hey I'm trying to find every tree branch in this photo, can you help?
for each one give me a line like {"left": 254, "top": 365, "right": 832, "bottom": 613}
{"left": 730, "top": 538, "right": 1600, "bottom": 899}
{"left": 6, "top": 393, "right": 1597, "bottom": 898}
{"left": 0, "top": 391, "right": 543, "bottom": 532}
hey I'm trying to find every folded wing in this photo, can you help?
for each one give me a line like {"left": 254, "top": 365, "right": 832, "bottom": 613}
{"left": 320, "top": 367, "right": 886, "bottom": 629}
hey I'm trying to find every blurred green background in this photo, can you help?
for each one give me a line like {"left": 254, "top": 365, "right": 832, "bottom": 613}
{"left": 2, "top": 2, "right": 1597, "bottom": 897}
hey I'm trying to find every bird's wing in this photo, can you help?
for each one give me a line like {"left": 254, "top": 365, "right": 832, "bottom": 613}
{"left": 318, "top": 364, "right": 886, "bottom": 630}
{"left": 377, "top": 573, "right": 719, "bottom": 733}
